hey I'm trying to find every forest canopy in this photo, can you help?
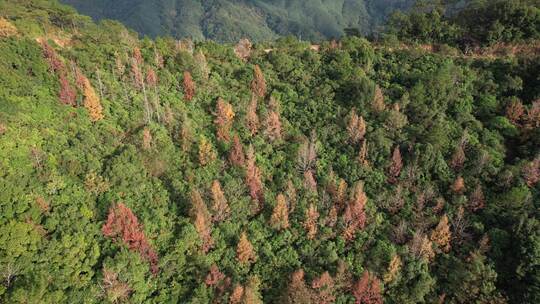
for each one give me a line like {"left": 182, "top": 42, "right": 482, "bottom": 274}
{"left": 0, "top": 0, "right": 539, "bottom": 303}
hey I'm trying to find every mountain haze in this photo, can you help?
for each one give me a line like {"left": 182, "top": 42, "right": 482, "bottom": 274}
{"left": 60, "top": 0, "right": 415, "bottom": 41}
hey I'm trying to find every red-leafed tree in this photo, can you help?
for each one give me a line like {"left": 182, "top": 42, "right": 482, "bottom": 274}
{"left": 183, "top": 71, "right": 196, "bottom": 101}
{"left": 102, "top": 203, "right": 159, "bottom": 274}
{"left": 229, "top": 135, "right": 246, "bottom": 167}
{"left": 523, "top": 156, "right": 540, "bottom": 187}
{"left": 352, "top": 271, "right": 383, "bottom": 304}
{"left": 205, "top": 264, "right": 226, "bottom": 287}
{"left": 214, "top": 98, "right": 235, "bottom": 142}
{"left": 343, "top": 182, "right": 367, "bottom": 241}
{"left": 312, "top": 271, "right": 335, "bottom": 304}
{"left": 282, "top": 269, "right": 314, "bottom": 304}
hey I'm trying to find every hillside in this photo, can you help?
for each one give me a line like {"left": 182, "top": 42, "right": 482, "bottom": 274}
{"left": 0, "top": 0, "right": 539, "bottom": 303}
{"left": 59, "top": 0, "right": 415, "bottom": 41}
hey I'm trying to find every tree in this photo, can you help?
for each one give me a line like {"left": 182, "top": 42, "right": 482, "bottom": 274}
{"left": 304, "top": 203, "right": 319, "bottom": 240}
{"left": 525, "top": 100, "right": 540, "bottom": 129}
{"left": 450, "top": 144, "right": 466, "bottom": 171}
{"left": 270, "top": 193, "right": 289, "bottom": 230}
{"left": 304, "top": 170, "right": 317, "bottom": 193}
{"left": 102, "top": 203, "right": 159, "bottom": 274}
{"left": 230, "top": 285, "right": 245, "bottom": 304}
{"left": 357, "top": 140, "right": 369, "bottom": 166}
{"left": 430, "top": 214, "right": 451, "bottom": 252}
{"left": 142, "top": 127, "right": 152, "bottom": 150}
{"left": 190, "top": 190, "right": 214, "bottom": 253}
{"left": 506, "top": 99, "right": 525, "bottom": 124}
{"left": 183, "top": 71, "right": 195, "bottom": 101}
{"left": 215, "top": 98, "right": 235, "bottom": 142}
{"left": 251, "top": 65, "right": 266, "bottom": 98}
{"left": 234, "top": 38, "right": 252, "bottom": 61}
{"left": 211, "top": 180, "right": 230, "bottom": 222}
{"left": 282, "top": 269, "right": 314, "bottom": 304}
{"left": 198, "top": 137, "right": 216, "bottom": 166}
{"left": 383, "top": 254, "right": 402, "bottom": 284}
{"left": 245, "top": 145, "right": 264, "bottom": 209}
{"left": 237, "top": 232, "right": 256, "bottom": 265}
{"left": 229, "top": 135, "right": 246, "bottom": 167}
{"left": 372, "top": 85, "right": 386, "bottom": 112}
{"left": 523, "top": 156, "right": 540, "bottom": 187}
{"left": 451, "top": 176, "right": 465, "bottom": 194}
{"left": 102, "top": 267, "right": 131, "bottom": 303}
{"left": 59, "top": 74, "right": 77, "bottom": 106}
{"left": 347, "top": 111, "right": 366, "bottom": 144}
{"left": 79, "top": 73, "right": 104, "bottom": 121}
{"left": 352, "top": 271, "right": 383, "bottom": 304}
{"left": 343, "top": 182, "right": 367, "bottom": 241}
{"left": 264, "top": 110, "right": 282, "bottom": 141}
{"left": 468, "top": 184, "right": 485, "bottom": 212}
{"left": 205, "top": 264, "right": 225, "bottom": 287}
{"left": 388, "top": 146, "right": 403, "bottom": 184}
{"left": 0, "top": 17, "right": 18, "bottom": 37}
{"left": 246, "top": 95, "right": 260, "bottom": 136}
{"left": 312, "top": 271, "right": 335, "bottom": 304}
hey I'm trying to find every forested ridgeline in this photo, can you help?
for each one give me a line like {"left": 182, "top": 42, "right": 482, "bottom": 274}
{"left": 0, "top": 0, "right": 539, "bottom": 303}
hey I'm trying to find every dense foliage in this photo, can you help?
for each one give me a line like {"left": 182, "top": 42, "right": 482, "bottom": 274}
{"left": 59, "top": 0, "right": 415, "bottom": 42}
{"left": 387, "top": 0, "right": 540, "bottom": 48}
{"left": 1, "top": 0, "right": 539, "bottom": 303}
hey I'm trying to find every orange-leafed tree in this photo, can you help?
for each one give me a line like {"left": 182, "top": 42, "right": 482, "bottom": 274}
{"left": 383, "top": 254, "right": 402, "bottom": 284}
{"left": 245, "top": 145, "right": 264, "bottom": 209}
{"left": 450, "top": 144, "right": 466, "bottom": 171}
{"left": 230, "top": 284, "right": 245, "bottom": 304}
{"left": 451, "top": 176, "right": 466, "bottom": 194}
{"left": 229, "top": 135, "right": 246, "bottom": 167}
{"left": 282, "top": 269, "right": 314, "bottom": 304}
{"left": 343, "top": 182, "right": 367, "bottom": 241}
{"left": 211, "top": 180, "right": 230, "bottom": 222}
{"left": 312, "top": 271, "right": 335, "bottom": 304}
{"left": 183, "top": 71, "right": 196, "bottom": 101}
{"left": 236, "top": 231, "right": 256, "bottom": 264}
{"left": 352, "top": 271, "right": 383, "bottom": 304}
{"left": 76, "top": 71, "right": 103, "bottom": 121}
{"left": 214, "top": 98, "right": 235, "bottom": 142}
{"left": 251, "top": 65, "right": 266, "bottom": 98}
{"left": 205, "top": 264, "right": 226, "bottom": 287}
{"left": 270, "top": 193, "right": 289, "bottom": 230}
{"left": 246, "top": 95, "right": 260, "bottom": 136}
{"left": 190, "top": 190, "right": 214, "bottom": 253}
{"left": 358, "top": 140, "right": 369, "bottom": 166}
{"left": 304, "top": 203, "right": 319, "bottom": 240}
{"left": 102, "top": 203, "right": 159, "bottom": 274}
{"left": 234, "top": 38, "right": 252, "bottom": 61}
{"left": 388, "top": 146, "right": 403, "bottom": 184}
{"left": 430, "top": 214, "right": 451, "bottom": 252}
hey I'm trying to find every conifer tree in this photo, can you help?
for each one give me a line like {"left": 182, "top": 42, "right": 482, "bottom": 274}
{"left": 372, "top": 85, "right": 386, "bottom": 113}
{"left": 352, "top": 271, "right": 383, "bottom": 304}
{"left": 237, "top": 232, "right": 256, "bottom": 264}
{"left": 430, "top": 214, "right": 451, "bottom": 252}
{"left": 198, "top": 137, "right": 216, "bottom": 166}
{"left": 214, "top": 97, "right": 235, "bottom": 142}
{"left": 190, "top": 190, "right": 214, "bottom": 253}
{"left": 264, "top": 110, "right": 282, "bottom": 141}
{"left": 246, "top": 145, "right": 264, "bottom": 208}
{"left": 270, "top": 193, "right": 289, "bottom": 230}
{"left": 283, "top": 269, "right": 314, "bottom": 304}
{"left": 211, "top": 180, "right": 230, "bottom": 222}
{"left": 183, "top": 71, "right": 195, "bottom": 101}
{"left": 251, "top": 65, "right": 266, "bottom": 98}
{"left": 246, "top": 95, "right": 260, "bottom": 136}
{"left": 388, "top": 146, "right": 403, "bottom": 184}
{"left": 304, "top": 203, "right": 319, "bottom": 240}
{"left": 347, "top": 111, "right": 366, "bottom": 144}
{"left": 229, "top": 135, "right": 246, "bottom": 167}
{"left": 312, "top": 271, "right": 335, "bottom": 304}
{"left": 451, "top": 176, "right": 466, "bottom": 194}
{"left": 343, "top": 182, "right": 367, "bottom": 241}
{"left": 358, "top": 140, "right": 369, "bottom": 166}
{"left": 102, "top": 203, "right": 159, "bottom": 274}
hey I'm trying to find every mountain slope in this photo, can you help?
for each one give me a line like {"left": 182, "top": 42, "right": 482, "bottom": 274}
{"left": 60, "top": 0, "right": 414, "bottom": 41}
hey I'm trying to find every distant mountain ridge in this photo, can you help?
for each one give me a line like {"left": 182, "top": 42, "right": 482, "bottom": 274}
{"left": 60, "top": 0, "right": 415, "bottom": 41}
